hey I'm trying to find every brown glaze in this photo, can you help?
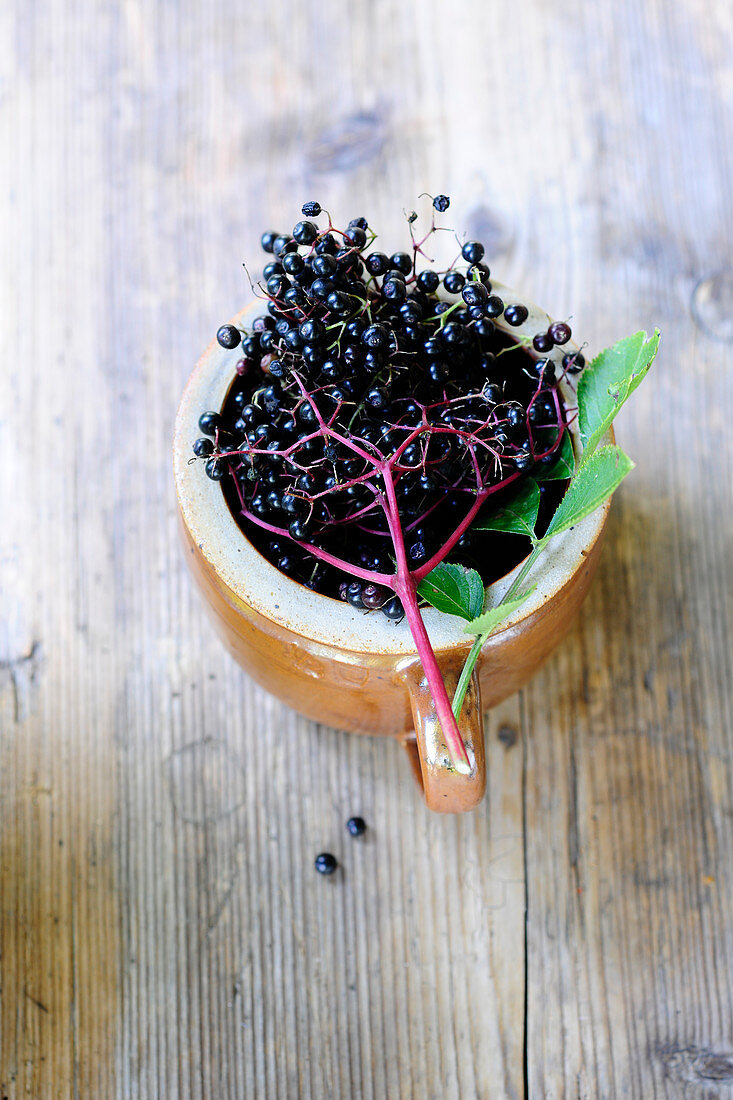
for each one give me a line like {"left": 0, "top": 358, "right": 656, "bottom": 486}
{"left": 178, "top": 512, "right": 606, "bottom": 812}
{"left": 174, "top": 285, "right": 611, "bottom": 813}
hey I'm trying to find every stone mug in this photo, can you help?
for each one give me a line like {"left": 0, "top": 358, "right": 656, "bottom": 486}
{"left": 173, "top": 286, "right": 610, "bottom": 812}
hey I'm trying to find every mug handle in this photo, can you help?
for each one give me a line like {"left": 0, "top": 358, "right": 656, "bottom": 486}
{"left": 397, "top": 660, "right": 486, "bottom": 813}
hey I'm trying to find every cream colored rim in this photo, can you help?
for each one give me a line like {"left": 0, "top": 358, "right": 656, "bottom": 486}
{"left": 173, "top": 282, "right": 610, "bottom": 654}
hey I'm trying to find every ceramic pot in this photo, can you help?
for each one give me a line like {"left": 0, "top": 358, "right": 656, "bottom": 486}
{"left": 173, "top": 284, "right": 610, "bottom": 813}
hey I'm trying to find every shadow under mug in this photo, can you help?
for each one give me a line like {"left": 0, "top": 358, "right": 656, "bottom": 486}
{"left": 174, "top": 287, "right": 610, "bottom": 813}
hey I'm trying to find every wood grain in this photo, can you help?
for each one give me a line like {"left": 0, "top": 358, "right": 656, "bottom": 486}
{"left": 1, "top": 0, "right": 731, "bottom": 1096}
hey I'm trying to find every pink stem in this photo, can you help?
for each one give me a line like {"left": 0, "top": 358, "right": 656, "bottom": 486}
{"left": 381, "top": 466, "right": 471, "bottom": 772}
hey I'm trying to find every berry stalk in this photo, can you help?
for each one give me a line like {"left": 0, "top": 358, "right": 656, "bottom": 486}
{"left": 381, "top": 465, "right": 472, "bottom": 771}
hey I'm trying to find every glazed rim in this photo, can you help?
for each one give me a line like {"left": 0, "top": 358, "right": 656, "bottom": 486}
{"left": 174, "top": 281, "right": 611, "bottom": 655}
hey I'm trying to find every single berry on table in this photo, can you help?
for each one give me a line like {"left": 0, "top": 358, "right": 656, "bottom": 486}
{"left": 346, "top": 816, "right": 367, "bottom": 837}
{"left": 315, "top": 853, "right": 338, "bottom": 875}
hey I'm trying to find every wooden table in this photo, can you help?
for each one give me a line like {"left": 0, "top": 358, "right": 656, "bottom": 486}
{"left": 2, "top": 1, "right": 731, "bottom": 1095}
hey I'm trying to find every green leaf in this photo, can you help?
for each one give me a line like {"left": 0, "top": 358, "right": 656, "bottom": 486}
{"left": 472, "top": 479, "right": 540, "bottom": 539}
{"left": 534, "top": 430, "right": 575, "bottom": 482}
{"left": 464, "top": 587, "right": 536, "bottom": 636}
{"left": 543, "top": 445, "right": 634, "bottom": 540}
{"left": 578, "top": 329, "right": 659, "bottom": 460}
{"left": 417, "top": 562, "right": 485, "bottom": 621}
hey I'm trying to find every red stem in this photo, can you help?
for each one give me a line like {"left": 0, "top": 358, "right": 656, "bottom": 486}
{"left": 380, "top": 464, "right": 471, "bottom": 772}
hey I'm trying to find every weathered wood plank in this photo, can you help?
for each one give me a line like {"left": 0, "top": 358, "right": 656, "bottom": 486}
{"left": 1, "top": 0, "right": 731, "bottom": 1097}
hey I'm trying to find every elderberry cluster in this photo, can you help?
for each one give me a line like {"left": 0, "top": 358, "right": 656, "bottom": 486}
{"left": 194, "top": 198, "right": 576, "bottom": 611}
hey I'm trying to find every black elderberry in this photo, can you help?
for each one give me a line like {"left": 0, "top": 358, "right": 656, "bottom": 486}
{"left": 433, "top": 194, "right": 450, "bottom": 212}
{"left": 266, "top": 274, "right": 288, "bottom": 299}
{"left": 400, "top": 299, "right": 423, "bottom": 323}
{"left": 299, "top": 318, "right": 325, "bottom": 343}
{"left": 312, "top": 254, "right": 337, "bottom": 277}
{"left": 198, "top": 411, "right": 221, "bottom": 436}
{"left": 217, "top": 324, "right": 241, "bottom": 349}
{"left": 417, "top": 269, "right": 440, "bottom": 294}
{"left": 442, "top": 321, "right": 464, "bottom": 344}
{"left": 277, "top": 553, "right": 300, "bottom": 576}
{"left": 462, "top": 282, "right": 489, "bottom": 308}
{"left": 193, "top": 437, "right": 214, "bottom": 457}
{"left": 346, "top": 816, "right": 367, "bottom": 836}
{"left": 336, "top": 247, "right": 361, "bottom": 273}
{"left": 366, "top": 387, "right": 388, "bottom": 410}
{"left": 390, "top": 252, "right": 413, "bottom": 275}
{"left": 443, "top": 271, "right": 465, "bottom": 294}
{"left": 563, "top": 350, "right": 585, "bottom": 374}
{"left": 205, "top": 457, "right": 225, "bottom": 480}
{"left": 383, "top": 277, "right": 407, "bottom": 302}
{"left": 261, "top": 231, "right": 277, "bottom": 253}
{"left": 473, "top": 317, "right": 495, "bottom": 339}
{"left": 289, "top": 517, "right": 312, "bottom": 541}
{"left": 513, "top": 451, "right": 534, "bottom": 470}
{"left": 281, "top": 250, "right": 304, "bottom": 275}
{"left": 362, "top": 324, "right": 389, "bottom": 350}
{"left": 504, "top": 304, "right": 529, "bottom": 326}
{"left": 315, "top": 233, "right": 338, "bottom": 255}
{"left": 467, "top": 262, "right": 491, "bottom": 285}
{"left": 533, "top": 331, "right": 554, "bottom": 354}
{"left": 326, "top": 290, "right": 352, "bottom": 315}
{"left": 272, "top": 234, "right": 297, "bottom": 256}
{"left": 428, "top": 361, "right": 449, "bottom": 382}
{"left": 462, "top": 240, "right": 485, "bottom": 264}
{"left": 347, "top": 581, "right": 366, "bottom": 609}
{"left": 534, "top": 359, "right": 556, "bottom": 383}
{"left": 361, "top": 583, "right": 390, "bottom": 610}
{"left": 283, "top": 329, "right": 302, "bottom": 351}
{"left": 365, "top": 251, "right": 389, "bottom": 275}
{"left": 382, "top": 596, "right": 405, "bottom": 620}
{"left": 346, "top": 225, "right": 367, "bottom": 248}
{"left": 315, "top": 853, "right": 338, "bottom": 875}
{"left": 284, "top": 286, "right": 308, "bottom": 310}
{"left": 301, "top": 201, "right": 322, "bottom": 218}
{"left": 485, "top": 295, "right": 504, "bottom": 318}
{"left": 310, "top": 276, "right": 335, "bottom": 301}
{"left": 549, "top": 321, "right": 572, "bottom": 345}
{"left": 292, "top": 219, "right": 318, "bottom": 245}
